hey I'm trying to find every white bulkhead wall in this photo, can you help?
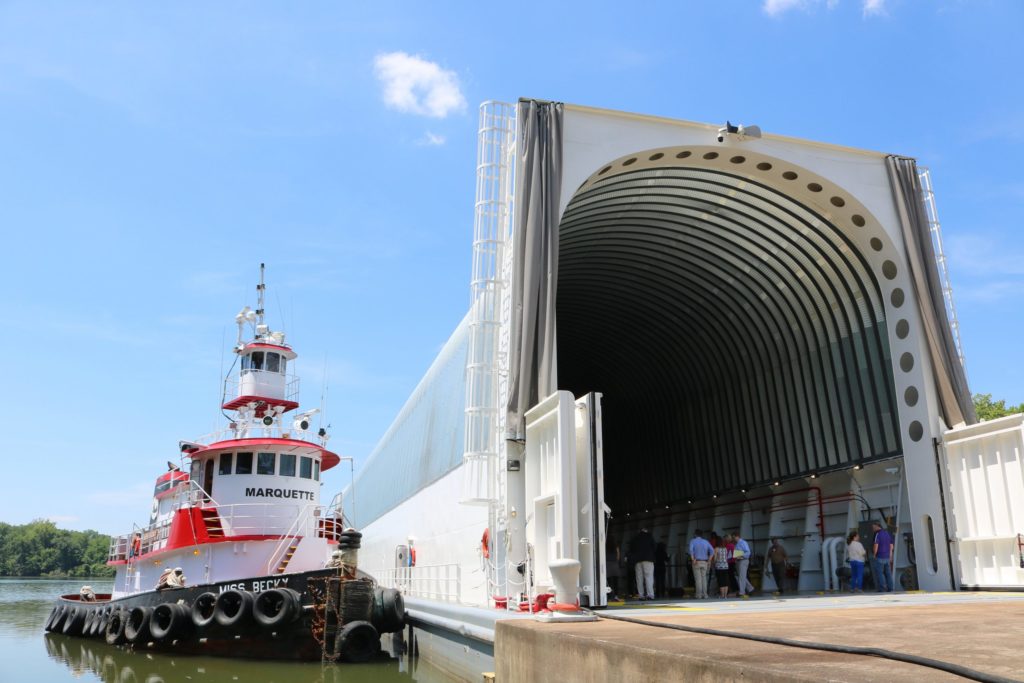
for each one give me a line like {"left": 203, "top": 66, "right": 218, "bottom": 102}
{"left": 194, "top": 449, "right": 322, "bottom": 533}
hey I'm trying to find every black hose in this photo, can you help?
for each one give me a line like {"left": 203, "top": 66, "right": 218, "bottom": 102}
{"left": 597, "top": 612, "right": 1020, "bottom": 683}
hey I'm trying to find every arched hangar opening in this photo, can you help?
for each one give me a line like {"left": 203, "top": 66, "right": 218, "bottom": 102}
{"left": 556, "top": 147, "right": 903, "bottom": 514}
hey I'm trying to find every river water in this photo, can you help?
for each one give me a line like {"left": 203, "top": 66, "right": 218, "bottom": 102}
{"left": 0, "top": 578, "right": 453, "bottom": 683}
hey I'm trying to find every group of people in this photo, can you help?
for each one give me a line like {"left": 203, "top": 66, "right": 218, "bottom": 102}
{"left": 612, "top": 520, "right": 896, "bottom": 601}
{"left": 689, "top": 529, "right": 769, "bottom": 599}
{"left": 847, "top": 521, "right": 895, "bottom": 592}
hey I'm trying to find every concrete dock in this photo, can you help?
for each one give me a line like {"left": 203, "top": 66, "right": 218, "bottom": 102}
{"left": 495, "top": 591, "right": 1024, "bottom": 682}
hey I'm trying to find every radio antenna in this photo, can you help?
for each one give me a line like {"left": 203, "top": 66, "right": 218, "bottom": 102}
{"left": 256, "top": 262, "right": 266, "bottom": 328}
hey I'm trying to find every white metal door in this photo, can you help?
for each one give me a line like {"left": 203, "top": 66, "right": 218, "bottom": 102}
{"left": 524, "top": 390, "right": 608, "bottom": 606}
{"left": 524, "top": 391, "right": 579, "bottom": 594}
{"left": 941, "top": 413, "right": 1024, "bottom": 589}
{"left": 575, "top": 392, "right": 607, "bottom": 607}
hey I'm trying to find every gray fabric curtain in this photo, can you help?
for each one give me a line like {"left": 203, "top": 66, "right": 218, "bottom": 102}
{"left": 505, "top": 99, "right": 564, "bottom": 440}
{"left": 886, "top": 156, "right": 976, "bottom": 427}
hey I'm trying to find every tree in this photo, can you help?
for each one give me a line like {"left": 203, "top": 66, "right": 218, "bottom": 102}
{"left": 0, "top": 519, "right": 114, "bottom": 577}
{"left": 973, "top": 394, "right": 1024, "bottom": 421}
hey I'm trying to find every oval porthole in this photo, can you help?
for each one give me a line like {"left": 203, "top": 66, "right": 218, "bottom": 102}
{"left": 895, "top": 319, "right": 909, "bottom": 338}
{"left": 891, "top": 289, "right": 905, "bottom": 308}
{"left": 909, "top": 420, "right": 924, "bottom": 442}
{"left": 904, "top": 386, "right": 919, "bottom": 407}
{"left": 900, "top": 352, "right": 915, "bottom": 372}
{"left": 649, "top": 152, "right": 664, "bottom": 161}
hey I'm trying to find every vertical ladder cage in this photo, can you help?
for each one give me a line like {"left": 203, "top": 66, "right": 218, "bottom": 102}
{"left": 919, "top": 167, "right": 968, "bottom": 378}
{"left": 462, "top": 101, "right": 516, "bottom": 505}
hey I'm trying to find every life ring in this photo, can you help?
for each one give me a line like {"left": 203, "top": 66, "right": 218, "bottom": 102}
{"left": 150, "top": 603, "right": 190, "bottom": 641}
{"left": 105, "top": 610, "right": 128, "bottom": 645}
{"left": 214, "top": 589, "right": 254, "bottom": 628}
{"left": 253, "top": 588, "right": 301, "bottom": 629}
{"left": 190, "top": 592, "right": 218, "bottom": 629}
{"left": 481, "top": 528, "right": 491, "bottom": 559}
{"left": 334, "top": 620, "right": 380, "bottom": 663}
{"left": 124, "top": 606, "right": 152, "bottom": 643}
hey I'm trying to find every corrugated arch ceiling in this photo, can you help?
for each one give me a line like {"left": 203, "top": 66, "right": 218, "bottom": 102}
{"left": 556, "top": 162, "right": 901, "bottom": 513}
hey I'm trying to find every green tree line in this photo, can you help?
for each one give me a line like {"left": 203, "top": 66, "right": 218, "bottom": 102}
{"left": 973, "top": 393, "right": 1024, "bottom": 421}
{"left": 0, "top": 519, "right": 114, "bottom": 578}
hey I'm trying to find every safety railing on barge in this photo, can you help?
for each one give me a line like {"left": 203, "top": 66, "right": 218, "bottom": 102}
{"left": 376, "top": 564, "right": 462, "bottom": 603}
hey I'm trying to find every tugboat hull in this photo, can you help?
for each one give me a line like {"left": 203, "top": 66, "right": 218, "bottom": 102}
{"left": 43, "top": 568, "right": 405, "bottom": 662}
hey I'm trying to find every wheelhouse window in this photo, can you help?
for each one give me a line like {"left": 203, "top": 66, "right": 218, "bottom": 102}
{"left": 266, "top": 352, "right": 280, "bottom": 373}
{"left": 219, "top": 453, "right": 233, "bottom": 475}
{"left": 279, "top": 453, "right": 296, "bottom": 477}
{"left": 300, "top": 456, "right": 312, "bottom": 479}
{"left": 236, "top": 452, "right": 253, "bottom": 475}
{"left": 250, "top": 351, "right": 264, "bottom": 371}
{"left": 280, "top": 357, "right": 288, "bottom": 375}
{"left": 314, "top": 460, "right": 320, "bottom": 481}
{"left": 257, "top": 452, "right": 276, "bottom": 475}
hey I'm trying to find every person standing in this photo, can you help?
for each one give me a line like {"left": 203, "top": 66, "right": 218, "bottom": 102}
{"left": 631, "top": 527, "right": 657, "bottom": 600}
{"left": 766, "top": 538, "right": 789, "bottom": 594}
{"left": 847, "top": 531, "right": 866, "bottom": 592}
{"left": 871, "top": 521, "right": 895, "bottom": 592}
{"left": 688, "top": 529, "right": 714, "bottom": 599}
{"left": 733, "top": 533, "right": 755, "bottom": 597}
{"left": 713, "top": 538, "right": 731, "bottom": 598}
{"left": 606, "top": 536, "right": 623, "bottom": 601}
{"left": 654, "top": 540, "right": 668, "bottom": 598}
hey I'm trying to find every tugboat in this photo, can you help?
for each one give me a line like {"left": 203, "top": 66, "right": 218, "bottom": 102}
{"left": 41, "top": 265, "right": 405, "bottom": 662}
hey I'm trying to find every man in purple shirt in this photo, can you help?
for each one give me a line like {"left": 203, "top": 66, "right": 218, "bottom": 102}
{"left": 871, "top": 521, "right": 895, "bottom": 592}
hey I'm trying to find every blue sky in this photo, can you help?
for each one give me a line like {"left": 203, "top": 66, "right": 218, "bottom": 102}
{"left": 1, "top": 1, "right": 1021, "bottom": 534}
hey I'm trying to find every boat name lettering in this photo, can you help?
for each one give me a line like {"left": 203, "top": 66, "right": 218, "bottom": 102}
{"left": 244, "top": 487, "right": 314, "bottom": 501}
{"left": 218, "top": 576, "right": 290, "bottom": 593}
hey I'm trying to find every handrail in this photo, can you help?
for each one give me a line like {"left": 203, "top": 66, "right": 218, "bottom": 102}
{"left": 107, "top": 501, "right": 322, "bottom": 564}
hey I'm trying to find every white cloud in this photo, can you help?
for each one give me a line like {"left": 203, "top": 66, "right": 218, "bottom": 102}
{"left": 374, "top": 52, "right": 466, "bottom": 119}
{"left": 763, "top": 0, "right": 884, "bottom": 16}
{"left": 763, "top": 0, "right": 810, "bottom": 16}
{"left": 862, "top": 0, "right": 886, "bottom": 16}
{"left": 417, "top": 132, "right": 446, "bottom": 146}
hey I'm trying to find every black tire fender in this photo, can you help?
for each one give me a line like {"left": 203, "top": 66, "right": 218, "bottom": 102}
{"left": 252, "top": 588, "right": 301, "bottom": 629}
{"left": 62, "top": 606, "right": 86, "bottom": 636}
{"left": 190, "top": 592, "right": 218, "bottom": 629}
{"left": 150, "top": 603, "right": 190, "bottom": 642}
{"left": 373, "top": 587, "right": 406, "bottom": 634}
{"left": 124, "top": 606, "right": 152, "bottom": 643}
{"left": 105, "top": 610, "right": 128, "bottom": 645}
{"left": 213, "top": 589, "right": 254, "bottom": 629}
{"left": 334, "top": 620, "right": 380, "bottom": 663}
{"left": 44, "top": 606, "right": 61, "bottom": 632}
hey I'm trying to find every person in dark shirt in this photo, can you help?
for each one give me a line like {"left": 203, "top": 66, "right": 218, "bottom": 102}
{"left": 631, "top": 528, "right": 657, "bottom": 600}
{"left": 872, "top": 521, "right": 895, "bottom": 592}
{"left": 654, "top": 540, "right": 669, "bottom": 598}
